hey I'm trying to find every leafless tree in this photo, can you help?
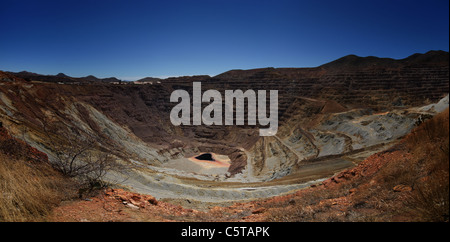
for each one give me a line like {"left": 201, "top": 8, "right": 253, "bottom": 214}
{"left": 40, "top": 120, "right": 129, "bottom": 196}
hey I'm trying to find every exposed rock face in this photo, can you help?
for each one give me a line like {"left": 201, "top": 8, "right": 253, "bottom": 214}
{"left": 0, "top": 51, "right": 448, "bottom": 200}
{"left": 248, "top": 136, "right": 299, "bottom": 180}
{"left": 0, "top": 126, "right": 49, "bottom": 163}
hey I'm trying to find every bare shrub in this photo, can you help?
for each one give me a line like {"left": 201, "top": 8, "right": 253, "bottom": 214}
{"left": 42, "top": 122, "right": 129, "bottom": 196}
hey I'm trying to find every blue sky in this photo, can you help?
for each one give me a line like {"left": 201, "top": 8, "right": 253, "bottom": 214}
{"left": 0, "top": 0, "right": 448, "bottom": 80}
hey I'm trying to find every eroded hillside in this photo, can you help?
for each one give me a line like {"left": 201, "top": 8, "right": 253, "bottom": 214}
{"left": 0, "top": 51, "right": 448, "bottom": 202}
{"left": 46, "top": 108, "right": 450, "bottom": 222}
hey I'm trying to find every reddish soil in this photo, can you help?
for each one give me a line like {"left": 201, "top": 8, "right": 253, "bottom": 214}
{"left": 48, "top": 189, "right": 196, "bottom": 222}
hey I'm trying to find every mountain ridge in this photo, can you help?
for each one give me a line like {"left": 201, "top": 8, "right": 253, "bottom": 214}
{"left": 2, "top": 50, "right": 448, "bottom": 83}
{"left": 319, "top": 50, "right": 449, "bottom": 69}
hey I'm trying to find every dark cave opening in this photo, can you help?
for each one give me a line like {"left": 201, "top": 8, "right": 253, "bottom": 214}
{"left": 195, "top": 153, "right": 215, "bottom": 161}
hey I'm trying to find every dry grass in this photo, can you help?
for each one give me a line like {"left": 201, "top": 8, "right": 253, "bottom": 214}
{"left": 402, "top": 108, "right": 449, "bottom": 221}
{"left": 0, "top": 153, "right": 73, "bottom": 221}
{"left": 264, "top": 182, "right": 354, "bottom": 222}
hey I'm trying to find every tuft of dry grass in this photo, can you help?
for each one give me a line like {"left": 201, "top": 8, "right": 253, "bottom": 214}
{"left": 0, "top": 153, "right": 73, "bottom": 221}
{"left": 402, "top": 108, "right": 449, "bottom": 221}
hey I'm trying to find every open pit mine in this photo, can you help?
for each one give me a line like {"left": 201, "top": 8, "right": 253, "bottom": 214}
{"left": 0, "top": 50, "right": 448, "bottom": 203}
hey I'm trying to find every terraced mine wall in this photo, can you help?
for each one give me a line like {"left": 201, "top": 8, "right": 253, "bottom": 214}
{"left": 0, "top": 51, "right": 448, "bottom": 186}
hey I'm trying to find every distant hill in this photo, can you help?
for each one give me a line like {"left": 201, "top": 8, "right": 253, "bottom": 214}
{"left": 56, "top": 73, "right": 69, "bottom": 77}
{"left": 135, "top": 77, "right": 162, "bottom": 83}
{"left": 6, "top": 72, "right": 120, "bottom": 83}
{"left": 320, "top": 50, "right": 449, "bottom": 69}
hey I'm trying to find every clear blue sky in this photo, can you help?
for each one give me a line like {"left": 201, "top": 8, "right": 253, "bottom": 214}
{"left": 0, "top": 0, "right": 448, "bottom": 80}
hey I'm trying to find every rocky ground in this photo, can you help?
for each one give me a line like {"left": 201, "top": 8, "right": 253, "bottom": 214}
{"left": 42, "top": 151, "right": 421, "bottom": 222}
{"left": 46, "top": 145, "right": 447, "bottom": 222}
